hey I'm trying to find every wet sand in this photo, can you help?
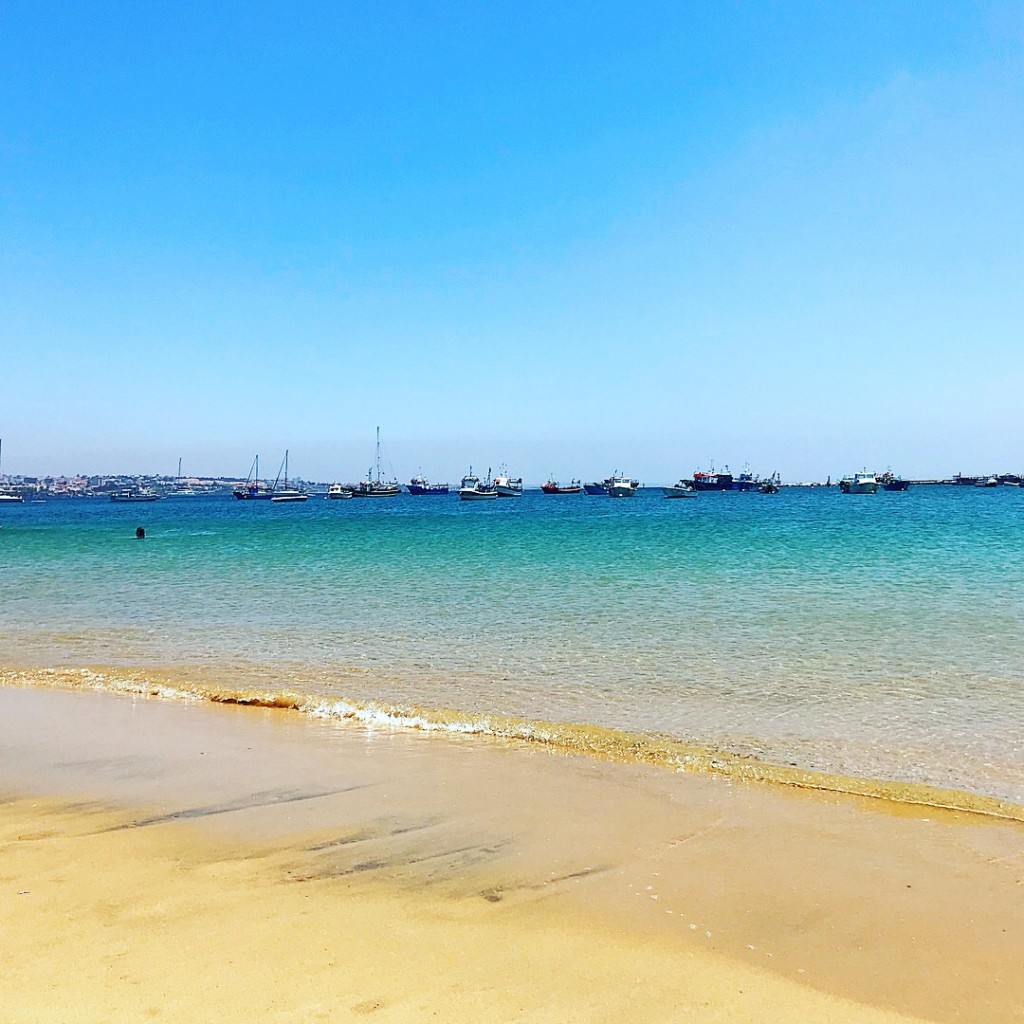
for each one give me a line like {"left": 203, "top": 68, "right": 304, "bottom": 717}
{"left": 2, "top": 685, "right": 1022, "bottom": 1023}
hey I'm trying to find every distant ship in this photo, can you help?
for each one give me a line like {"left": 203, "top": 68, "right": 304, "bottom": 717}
{"left": 583, "top": 481, "right": 609, "bottom": 495}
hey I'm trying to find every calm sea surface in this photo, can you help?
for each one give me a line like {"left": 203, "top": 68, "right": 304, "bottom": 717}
{"left": 1, "top": 486, "right": 1022, "bottom": 805}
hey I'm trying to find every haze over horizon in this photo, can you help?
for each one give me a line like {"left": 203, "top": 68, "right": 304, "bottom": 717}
{"left": 2, "top": 1, "right": 1022, "bottom": 483}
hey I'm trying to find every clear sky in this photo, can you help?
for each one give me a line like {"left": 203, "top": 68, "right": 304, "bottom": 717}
{"left": 2, "top": 1, "right": 1022, "bottom": 483}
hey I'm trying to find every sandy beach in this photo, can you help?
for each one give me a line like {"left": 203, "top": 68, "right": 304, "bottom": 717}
{"left": 2, "top": 684, "right": 1022, "bottom": 1023}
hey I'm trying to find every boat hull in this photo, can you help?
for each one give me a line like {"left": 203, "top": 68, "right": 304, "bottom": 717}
{"left": 459, "top": 489, "right": 497, "bottom": 501}
{"left": 663, "top": 487, "right": 697, "bottom": 498}
{"left": 583, "top": 484, "right": 608, "bottom": 495}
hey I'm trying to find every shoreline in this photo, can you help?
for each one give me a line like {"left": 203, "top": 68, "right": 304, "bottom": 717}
{"left": 3, "top": 664, "right": 1023, "bottom": 822}
{"left": 2, "top": 683, "right": 1023, "bottom": 1022}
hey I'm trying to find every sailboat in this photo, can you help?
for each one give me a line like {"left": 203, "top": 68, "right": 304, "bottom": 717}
{"left": 233, "top": 452, "right": 307, "bottom": 501}
{"left": 269, "top": 451, "right": 308, "bottom": 502}
{"left": 0, "top": 439, "right": 25, "bottom": 504}
{"left": 350, "top": 428, "right": 400, "bottom": 497}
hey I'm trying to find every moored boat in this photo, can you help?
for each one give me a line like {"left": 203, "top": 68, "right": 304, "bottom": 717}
{"left": 583, "top": 481, "right": 609, "bottom": 495}
{"left": 607, "top": 473, "right": 638, "bottom": 498}
{"left": 878, "top": 472, "right": 909, "bottom": 491}
{"left": 663, "top": 480, "right": 697, "bottom": 498}
{"left": 110, "top": 488, "right": 160, "bottom": 502}
{"left": 458, "top": 469, "right": 497, "bottom": 501}
{"left": 839, "top": 471, "right": 878, "bottom": 494}
{"left": 350, "top": 428, "right": 400, "bottom": 497}
{"left": 541, "top": 479, "right": 582, "bottom": 494}
{"left": 731, "top": 466, "right": 758, "bottom": 491}
{"left": 326, "top": 483, "right": 353, "bottom": 499}
{"left": 759, "top": 473, "right": 781, "bottom": 494}
{"left": 235, "top": 451, "right": 307, "bottom": 501}
{"left": 691, "top": 467, "right": 734, "bottom": 491}
{"left": 0, "top": 440, "right": 26, "bottom": 503}
{"left": 492, "top": 468, "right": 523, "bottom": 498}
{"left": 407, "top": 476, "right": 449, "bottom": 495}
{"left": 234, "top": 455, "right": 275, "bottom": 500}
{"left": 975, "top": 475, "right": 998, "bottom": 488}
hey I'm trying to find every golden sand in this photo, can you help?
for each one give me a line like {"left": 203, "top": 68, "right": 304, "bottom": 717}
{"left": 1, "top": 684, "right": 1023, "bottom": 1023}
{"left": 3, "top": 797, "right": 935, "bottom": 1024}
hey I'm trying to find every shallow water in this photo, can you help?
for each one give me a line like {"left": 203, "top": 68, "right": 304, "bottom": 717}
{"left": 1, "top": 485, "right": 1022, "bottom": 804}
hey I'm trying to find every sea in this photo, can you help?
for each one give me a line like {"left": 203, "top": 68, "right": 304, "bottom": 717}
{"left": 1, "top": 485, "right": 1022, "bottom": 814}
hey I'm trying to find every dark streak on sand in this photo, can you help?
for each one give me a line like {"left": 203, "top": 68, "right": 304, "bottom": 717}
{"left": 100, "top": 786, "right": 369, "bottom": 831}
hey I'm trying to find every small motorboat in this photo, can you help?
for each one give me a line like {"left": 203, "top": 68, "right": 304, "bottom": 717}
{"left": 759, "top": 473, "right": 780, "bottom": 494}
{"left": 663, "top": 480, "right": 697, "bottom": 498}
{"left": 326, "top": 483, "right": 353, "bottom": 499}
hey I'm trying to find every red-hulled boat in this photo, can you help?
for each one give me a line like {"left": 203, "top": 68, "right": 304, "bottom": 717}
{"left": 542, "top": 479, "right": 581, "bottom": 494}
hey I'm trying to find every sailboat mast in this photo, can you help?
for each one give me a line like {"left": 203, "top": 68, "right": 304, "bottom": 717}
{"left": 376, "top": 426, "right": 381, "bottom": 482}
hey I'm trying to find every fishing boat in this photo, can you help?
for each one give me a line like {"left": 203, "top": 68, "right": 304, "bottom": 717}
{"left": 492, "top": 468, "right": 523, "bottom": 498}
{"left": 663, "top": 480, "right": 697, "bottom": 498}
{"left": 350, "top": 428, "right": 401, "bottom": 497}
{"left": 583, "top": 481, "right": 609, "bottom": 495}
{"left": 0, "top": 440, "right": 25, "bottom": 503}
{"left": 731, "top": 465, "right": 758, "bottom": 491}
{"left": 326, "top": 482, "right": 353, "bottom": 500}
{"left": 975, "top": 475, "right": 998, "bottom": 488}
{"left": 878, "top": 471, "right": 909, "bottom": 491}
{"left": 759, "top": 473, "right": 781, "bottom": 494}
{"left": 407, "top": 476, "right": 449, "bottom": 495}
{"left": 607, "top": 473, "right": 638, "bottom": 498}
{"left": 691, "top": 467, "right": 734, "bottom": 491}
{"left": 110, "top": 488, "right": 160, "bottom": 503}
{"left": 458, "top": 469, "right": 497, "bottom": 501}
{"left": 541, "top": 479, "right": 581, "bottom": 494}
{"left": 839, "top": 471, "right": 878, "bottom": 494}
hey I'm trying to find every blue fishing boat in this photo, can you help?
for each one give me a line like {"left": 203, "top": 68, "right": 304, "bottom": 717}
{"left": 407, "top": 477, "right": 449, "bottom": 495}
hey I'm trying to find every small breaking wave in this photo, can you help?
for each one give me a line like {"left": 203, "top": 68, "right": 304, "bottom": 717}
{"left": 3, "top": 665, "right": 1023, "bottom": 822}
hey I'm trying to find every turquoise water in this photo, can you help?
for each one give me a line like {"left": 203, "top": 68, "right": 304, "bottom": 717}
{"left": 1, "top": 486, "right": 1022, "bottom": 804}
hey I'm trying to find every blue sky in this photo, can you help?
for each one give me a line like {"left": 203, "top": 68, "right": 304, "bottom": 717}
{"left": 2, "top": 1, "right": 1022, "bottom": 482}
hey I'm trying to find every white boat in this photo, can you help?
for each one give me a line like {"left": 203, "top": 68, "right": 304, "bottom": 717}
{"left": 458, "top": 469, "right": 497, "bottom": 501}
{"left": 326, "top": 483, "right": 353, "bottom": 500}
{"left": 493, "top": 468, "right": 523, "bottom": 497}
{"left": 350, "top": 428, "right": 400, "bottom": 497}
{"left": 840, "top": 471, "right": 878, "bottom": 494}
{"left": 0, "top": 439, "right": 25, "bottom": 503}
{"left": 976, "top": 476, "right": 998, "bottom": 488}
{"left": 663, "top": 480, "right": 697, "bottom": 498}
{"left": 607, "top": 473, "right": 638, "bottom": 498}
{"left": 110, "top": 488, "right": 160, "bottom": 503}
